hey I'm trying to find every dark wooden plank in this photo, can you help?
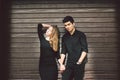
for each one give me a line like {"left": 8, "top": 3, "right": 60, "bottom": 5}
{"left": 9, "top": 59, "right": 118, "bottom": 65}
{"left": 11, "top": 8, "right": 115, "bottom": 14}
{"left": 9, "top": 63, "right": 118, "bottom": 71}
{"left": 10, "top": 42, "right": 118, "bottom": 48}
{"left": 10, "top": 52, "right": 118, "bottom": 58}
{"left": 12, "top": 4, "right": 115, "bottom": 9}
{"left": 11, "top": 22, "right": 116, "bottom": 28}
{"left": 10, "top": 37, "right": 118, "bottom": 42}
{"left": 11, "top": 13, "right": 115, "bottom": 18}
{"left": 10, "top": 47, "right": 119, "bottom": 53}
{"left": 10, "top": 28, "right": 118, "bottom": 33}
{"left": 11, "top": 33, "right": 118, "bottom": 38}
{"left": 11, "top": 18, "right": 115, "bottom": 24}
{"left": 12, "top": 0, "right": 115, "bottom": 5}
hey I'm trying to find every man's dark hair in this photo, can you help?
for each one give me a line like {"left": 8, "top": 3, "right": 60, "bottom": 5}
{"left": 63, "top": 16, "right": 74, "bottom": 23}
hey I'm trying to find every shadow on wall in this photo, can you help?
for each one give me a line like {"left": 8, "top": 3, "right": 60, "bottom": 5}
{"left": 0, "top": 0, "right": 12, "bottom": 80}
{"left": 115, "top": 1, "right": 120, "bottom": 80}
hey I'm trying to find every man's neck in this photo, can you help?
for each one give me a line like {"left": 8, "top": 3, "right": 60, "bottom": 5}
{"left": 70, "top": 28, "right": 75, "bottom": 35}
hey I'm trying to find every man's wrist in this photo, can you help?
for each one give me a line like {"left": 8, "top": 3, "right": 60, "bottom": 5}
{"left": 76, "top": 61, "right": 81, "bottom": 65}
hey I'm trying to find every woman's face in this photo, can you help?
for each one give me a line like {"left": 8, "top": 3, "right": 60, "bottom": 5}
{"left": 45, "top": 27, "right": 53, "bottom": 36}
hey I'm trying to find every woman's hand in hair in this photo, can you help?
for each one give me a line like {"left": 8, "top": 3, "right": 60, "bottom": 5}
{"left": 42, "top": 24, "right": 52, "bottom": 28}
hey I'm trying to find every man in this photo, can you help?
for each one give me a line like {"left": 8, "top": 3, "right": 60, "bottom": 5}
{"left": 59, "top": 16, "right": 88, "bottom": 80}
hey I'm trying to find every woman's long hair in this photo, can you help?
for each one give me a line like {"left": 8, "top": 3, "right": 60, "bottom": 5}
{"left": 49, "top": 25, "right": 59, "bottom": 52}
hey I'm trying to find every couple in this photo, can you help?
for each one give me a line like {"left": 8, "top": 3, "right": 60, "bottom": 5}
{"left": 37, "top": 16, "right": 88, "bottom": 80}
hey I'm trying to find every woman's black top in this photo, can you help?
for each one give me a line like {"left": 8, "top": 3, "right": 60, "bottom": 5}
{"left": 37, "top": 23, "right": 60, "bottom": 66}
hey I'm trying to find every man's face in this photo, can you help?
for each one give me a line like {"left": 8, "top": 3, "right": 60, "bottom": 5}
{"left": 64, "top": 21, "right": 75, "bottom": 32}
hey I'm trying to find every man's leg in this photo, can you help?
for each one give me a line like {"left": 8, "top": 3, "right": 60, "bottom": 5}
{"left": 62, "top": 65, "right": 74, "bottom": 80}
{"left": 74, "top": 63, "right": 85, "bottom": 80}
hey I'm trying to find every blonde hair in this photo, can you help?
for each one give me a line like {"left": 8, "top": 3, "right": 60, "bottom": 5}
{"left": 49, "top": 25, "right": 59, "bottom": 52}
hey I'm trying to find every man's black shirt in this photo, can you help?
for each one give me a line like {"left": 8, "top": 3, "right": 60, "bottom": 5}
{"left": 61, "top": 29, "right": 88, "bottom": 65}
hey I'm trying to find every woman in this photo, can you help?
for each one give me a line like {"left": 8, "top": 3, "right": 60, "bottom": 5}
{"left": 37, "top": 23, "right": 60, "bottom": 80}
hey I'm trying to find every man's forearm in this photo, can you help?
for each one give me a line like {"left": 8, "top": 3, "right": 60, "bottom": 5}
{"left": 77, "top": 51, "right": 87, "bottom": 64}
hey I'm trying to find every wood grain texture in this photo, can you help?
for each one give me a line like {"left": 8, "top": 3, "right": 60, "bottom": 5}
{"left": 9, "top": 0, "right": 119, "bottom": 80}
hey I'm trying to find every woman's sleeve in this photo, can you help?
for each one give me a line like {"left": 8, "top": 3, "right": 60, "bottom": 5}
{"left": 55, "top": 50, "right": 60, "bottom": 59}
{"left": 37, "top": 23, "right": 44, "bottom": 39}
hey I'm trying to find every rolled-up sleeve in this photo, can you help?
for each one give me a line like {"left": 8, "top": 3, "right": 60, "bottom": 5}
{"left": 80, "top": 33, "right": 88, "bottom": 53}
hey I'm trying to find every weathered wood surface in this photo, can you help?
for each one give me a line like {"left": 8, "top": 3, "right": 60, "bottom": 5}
{"left": 9, "top": 1, "right": 119, "bottom": 80}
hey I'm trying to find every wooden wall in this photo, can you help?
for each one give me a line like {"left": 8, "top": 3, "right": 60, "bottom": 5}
{"left": 9, "top": 0, "right": 119, "bottom": 80}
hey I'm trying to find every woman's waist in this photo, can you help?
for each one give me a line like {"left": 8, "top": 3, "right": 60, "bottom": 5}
{"left": 40, "top": 58, "right": 56, "bottom": 64}
{"left": 39, "top": 61, "right": 57, "bottom": 66}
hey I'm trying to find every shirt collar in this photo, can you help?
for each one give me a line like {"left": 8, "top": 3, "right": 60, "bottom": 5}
{"left": 67, "top": 29, "right": 77, "bottom": 36}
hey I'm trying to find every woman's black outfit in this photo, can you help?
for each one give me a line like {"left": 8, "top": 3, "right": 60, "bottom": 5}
{"left": 37, "top": 24, "right": 60, "bottom": 80}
